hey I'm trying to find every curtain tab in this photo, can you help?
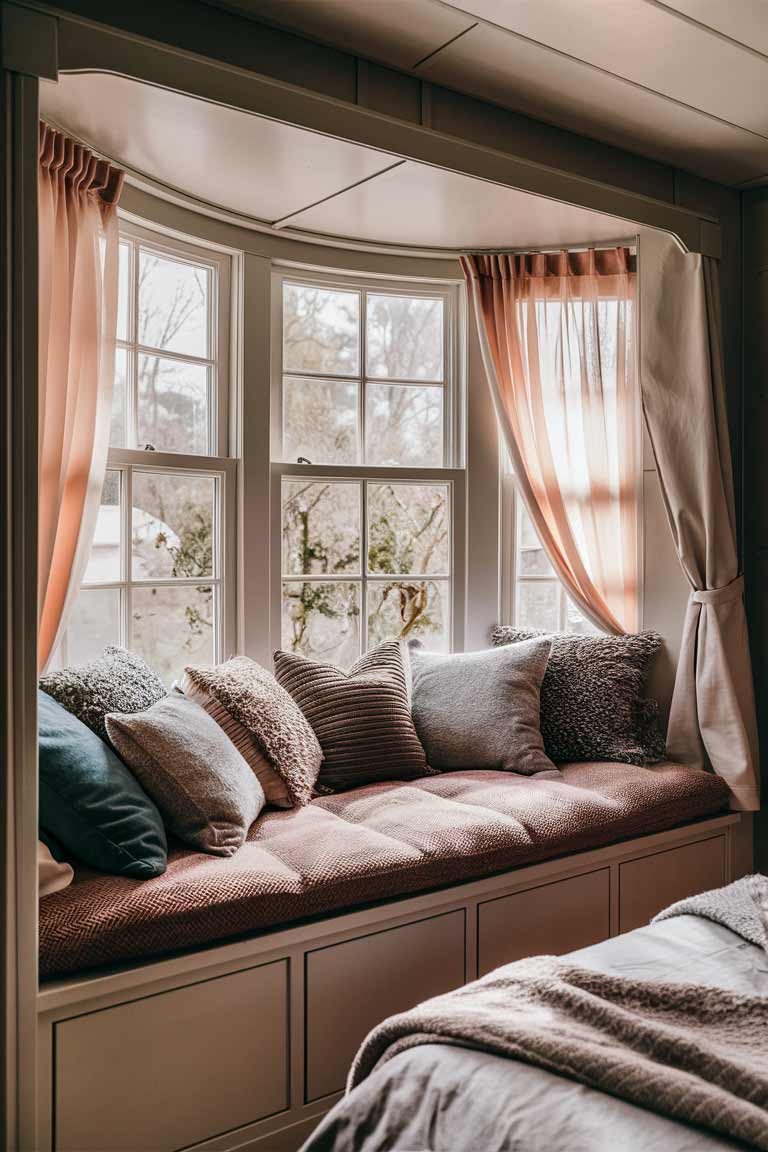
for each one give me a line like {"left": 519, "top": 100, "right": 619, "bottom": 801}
{"left": 691, "top": 575, "right": 744, "bottom": 606}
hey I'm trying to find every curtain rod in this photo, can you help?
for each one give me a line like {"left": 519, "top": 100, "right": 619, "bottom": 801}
{"left": 460, "top": 238, "right": 638, "bottom": 256}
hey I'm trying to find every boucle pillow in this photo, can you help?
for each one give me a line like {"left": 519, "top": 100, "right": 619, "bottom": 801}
{"left": 40, "top": 646, "right": 166, "bottom": 742}
{"left": 273, "top": 640, "right": 430, "bottom": 792}
{"left": 408, "top": 639, "right": 557, "bottom": 776}
{"left": 106, "top": 694, "right": 264, "bottom": 856}
{"left": 178, "top": 675, "right": 292, "bottom": 809}
{"left": 492, "top": 627, "right": 666, "bottom": 766}
{"left": 184, "top": 657, "right": 322, "bottom": 807}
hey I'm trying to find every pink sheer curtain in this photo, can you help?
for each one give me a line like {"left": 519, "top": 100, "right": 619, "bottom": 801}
{"left": 463, "top": 248, "right": 639, "bottom": 635}
{"left": 38, "top": 124, "right": 124, "bottom": 672}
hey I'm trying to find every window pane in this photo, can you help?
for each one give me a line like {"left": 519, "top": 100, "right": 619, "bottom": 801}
{"left": 366, "top": 294, "right": 443, "bottom": 381}
{"left": 368, "top": 580, "right": 449, "bottom": 652}
{"left": 111, "top": 346, "right": 128, "bottom": 448}
{"left": 520, "top": 548, "right": 554, "bottom": 577}
{"left": 518, "top": 581, "right": 560, "bottom": 632}
{"left": 566, "top": 597, "right": 601, "bottom": 636}
{"left": 138, "top": 250, "right": 210, "bottom": 358}
{"left": 132, "top": 584, "right": 215, "bottom": 685}
{"left": 519, "top": 503, "right": 541, "bottom": 550}
{"left": 365, "top": 383, "right": 443, "bottom": 467}
{"left": 138, "top": 355, "right": 210, "bottom": 454}
{"left": 117, "top": 240, "right": 131, "bottom": 343}
{"left": 281, "top": 580, "right": 360, "bottom": 667}
{"left": 367, "top": 483, "right": 449, "bottom": 576}
{"left": 283, "top": 284, "right": 360, "bottom": 376}
{"left": 132, "top": 472, "right": 216, "bottom": 580}
{"left": 84, "top": 470, "right": 121, "bottom": 583}
{"left": 282, "top": 480, "right": 360, "bottom": 576}
{"left": 60, "top": 587, "right": 121, "bottom": 667}
{"left": 283, "top": 377, "right": 358, "bottom": 465}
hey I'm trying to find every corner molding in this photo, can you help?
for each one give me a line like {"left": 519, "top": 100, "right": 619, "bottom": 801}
{"left": 1, "top": 1, "right": 57, "bottom": 80}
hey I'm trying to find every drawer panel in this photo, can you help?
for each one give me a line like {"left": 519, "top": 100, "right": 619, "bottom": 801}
{"left": 619, "top": 835, "right": 725, "bottom": 933}
{"left": 305, "top": 910, "right": 465, "bottom": 1102}
{"left": 478, "top": 869, "right": 610, "bottom": 976}
{"left": 55, "top": 960, "right": 288, "bottom": 1152}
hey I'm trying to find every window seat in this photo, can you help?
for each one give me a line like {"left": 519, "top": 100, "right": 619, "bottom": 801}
{"left": 39, "top": 762, "right": 728, "bottom": 979}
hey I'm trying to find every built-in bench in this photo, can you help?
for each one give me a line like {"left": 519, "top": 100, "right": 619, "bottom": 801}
{"left": 38, "top": 761, "right": 733, "bottom": 1152}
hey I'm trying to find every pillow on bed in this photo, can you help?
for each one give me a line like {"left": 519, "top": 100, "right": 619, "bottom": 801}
{"left": 492, "top": 627, "right": 666, "bottom": 766}
{"left": 106, "top": 694, "right": 265, "bottom": 856}
{"left": 408, "top": 639, "right": 557, "bottom": 775}
{"left": 38, "top": 690, "right": 167, "bottom": 878}
{"left": 178, "top": 674, "right": 292, "bottom": 809}
{"left": 274, "top": 640, "right": 430, "bottom": 792}
{"left": 183, "top": 657, "right": 322, "bottom": 807}
{"left": 40, "top": 646, "right": 166, "bottom": 743}
{"left": 37, "top": 839, "right": 74, "bottom": 899}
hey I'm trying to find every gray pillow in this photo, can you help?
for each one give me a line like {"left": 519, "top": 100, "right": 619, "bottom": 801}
{"left": 105, "top": 694, "right": 264, "bottom": 857}
{"left": 40, "top": 646, "right": 166, "bottom": 743}
{"left": 408, "top": 639, "right": 557, "bottom": 775}
{"left": 183, "top": 656, "right": 323, "bottom": 807}
{"left": 492, "top": 627, "right": 666, "bottom": 766}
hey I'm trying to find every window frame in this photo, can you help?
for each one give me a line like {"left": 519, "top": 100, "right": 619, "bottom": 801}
{"left": 270, "top": 265, "right": 466, "bottom": 660}
{"left": 54, "top": 218, "right": 239, "bottom": 676}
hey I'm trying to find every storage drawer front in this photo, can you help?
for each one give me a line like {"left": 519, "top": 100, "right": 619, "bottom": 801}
{"left": 478, "top": 869, "right": 610, "bottom": 976}
{"left": 305, "top": 910, "right": 465, "bottom": 1102}
{"left": 55, "top": 960, "right": 288, "bottom": 1152}
{"left": 619, "top": 836, "right": 725, "bottom": 933}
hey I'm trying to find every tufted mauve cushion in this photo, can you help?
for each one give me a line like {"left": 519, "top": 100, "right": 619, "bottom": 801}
{"left": 40, "top": 646, "right": 166, "bottom": 743}
{"left": 274, "top": 640, "right": 429, "bottom": 792}
{"left": 492, "top": 627, "right": 666, "bottom": 766}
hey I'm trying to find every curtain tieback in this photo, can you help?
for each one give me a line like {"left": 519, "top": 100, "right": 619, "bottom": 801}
{"left": 691, "top": 575, "right": 744, "bottom": 607}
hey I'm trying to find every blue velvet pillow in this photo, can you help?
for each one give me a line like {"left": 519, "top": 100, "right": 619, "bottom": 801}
{"left": 38, "top": 691, "right": 167, "bottom": 878}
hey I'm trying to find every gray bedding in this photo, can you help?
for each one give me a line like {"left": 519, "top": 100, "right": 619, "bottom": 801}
{"left": 302, "top": 915, "right": 768, "bottom": 1152}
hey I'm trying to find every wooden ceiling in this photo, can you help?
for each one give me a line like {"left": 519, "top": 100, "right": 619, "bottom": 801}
{"left": 218, "top": 0, "right": 768, "bottom": 187}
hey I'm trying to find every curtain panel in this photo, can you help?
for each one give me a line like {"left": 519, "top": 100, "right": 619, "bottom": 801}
{"left": 462, "top": 248, "right": 639, "bottom": 635}
{"left": 37, "top": 123, "right": 124, "bottom": 672}
{"left": 639, "top": 234, "right": 759, "bottom": 811}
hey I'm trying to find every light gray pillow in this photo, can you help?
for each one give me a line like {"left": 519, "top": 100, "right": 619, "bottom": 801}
{"left": 408, "top": 639, "right": 558, "bottom": 776}
{"left": 105, "top": 694, "right": 264, "bottom": 857}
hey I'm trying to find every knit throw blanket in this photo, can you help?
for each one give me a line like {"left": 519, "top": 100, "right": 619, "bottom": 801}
{"left": 349, "top": 876, "right": 768, "bottom": 1149}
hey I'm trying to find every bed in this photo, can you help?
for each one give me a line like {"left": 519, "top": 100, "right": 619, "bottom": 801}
{"left": 303, "top": 883, "right": 768, "bottom": 1152}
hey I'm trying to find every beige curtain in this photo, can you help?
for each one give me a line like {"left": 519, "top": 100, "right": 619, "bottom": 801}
{"left": 463, "top": 249, "right": 639, "bottom": 634}
{"left": 38, "top": 124, "right": 123, "bottom": 672}
{"left": 640, "top": 233, "right": 759, "bottom": 811}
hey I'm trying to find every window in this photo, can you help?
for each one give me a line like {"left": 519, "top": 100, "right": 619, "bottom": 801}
{"left": 54, "top": 224, "right": 236, "bottom": 685}
{"left": 272, "top": 272, "right": 464, "bottom": 666}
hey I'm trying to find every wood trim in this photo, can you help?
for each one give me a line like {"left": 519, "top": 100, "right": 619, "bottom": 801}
{"left": 1, "top": 57, "right": 39, "bottom": 1151}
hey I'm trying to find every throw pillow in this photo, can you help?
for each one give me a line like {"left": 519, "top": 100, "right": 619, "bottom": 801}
{"left": 492, "top": 627, "right": 666, "bottom": 765}
{"left": 183, "top": 657, "right": 322, "bottom": 806}
{"left": 274, "top": 640, "right": 430, "bottom": 791}
{"left": 178, "top": 674, "right": 292, "bottom": 809}
{"left": 408, "top": 639, "right": 557, "bottom": 775}
{"left": 106, "top": 694, "right": 265, "bottom": 856}
{"left": 40, "top": 646, "right": 166, "bottom": 742}
{"left": 38, "top": 690, "right": 167, "bottom": 878}
{"left": 38, "top": 839, "right": 74, "bottom": 898}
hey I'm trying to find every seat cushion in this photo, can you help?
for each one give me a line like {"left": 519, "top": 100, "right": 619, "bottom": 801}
{"left": 38, "top": 762, "right": 729, "bottom": 978}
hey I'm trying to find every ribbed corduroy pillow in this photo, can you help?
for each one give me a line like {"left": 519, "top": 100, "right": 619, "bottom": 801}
{"left": 273, "top": 641, "right": 429, "bottom": 792}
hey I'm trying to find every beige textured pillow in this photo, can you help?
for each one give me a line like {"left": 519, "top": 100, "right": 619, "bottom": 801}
{"left": 179, "top": 676, "right": 292, "bottom": 809}
{"left": 38, "top": 840, "right": 74, "bottom": 898}
{"left": 106, "top": 694, "right": 264, "bottom": 856}
{"left": 184, "top": 657, "right": 322, "bottom": 807}
{"left": 274, "top": 640, "right": 430, "bottom": 792}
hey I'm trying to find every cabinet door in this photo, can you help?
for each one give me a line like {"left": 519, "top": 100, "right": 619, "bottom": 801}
{"left": 55, "top": 960, "right": 288, "bottom": 1152}
{"left": 478, "top": 869, "right": 610, "bottom": 976}
{"left": 305, "top": 910, "right": 466, "bottom": 1101}
{"left": 619, "top": 836, "right": 725, "bottom": 932}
